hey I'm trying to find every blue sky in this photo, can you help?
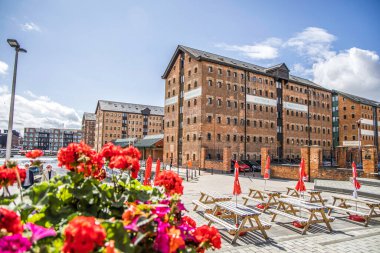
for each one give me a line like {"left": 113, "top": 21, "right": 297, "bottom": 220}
{"left": 0, "top": 0, "right": 379, "bottom": 131}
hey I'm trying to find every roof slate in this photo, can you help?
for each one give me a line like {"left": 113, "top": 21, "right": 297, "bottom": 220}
{"left": 333, "top": 90, "right": 380, "bottom": 107}
{"left": 98, "top": 100, "right": 164, "bottom": 116}
{"left": 162, "top": 45, "right": 325, "bottom": 90}
{"left": 134, "top": 134, "right": 164, "bottom": 148}
{"left": 83, "top": 112, "right": 96, "bottom": 121}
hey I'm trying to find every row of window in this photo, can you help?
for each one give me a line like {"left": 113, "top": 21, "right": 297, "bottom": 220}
{"left": 166, "top": 133, "right": 330, "bottom": 147}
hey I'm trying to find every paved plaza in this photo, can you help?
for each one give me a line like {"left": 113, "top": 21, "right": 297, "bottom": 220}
{"left": 181, "top": 172, "right": 380, "bottom": 253}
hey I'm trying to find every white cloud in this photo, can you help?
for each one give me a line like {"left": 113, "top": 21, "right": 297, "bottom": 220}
{"left": 286, "top": 27, "right": 336, "bottom": 61}
{"left": 0, "top": 85, "right": 81, "bottom": 133}
{"left": 313, "top": 48, "right": 380, "bottom": 100}
{"left": 216, "top": 38, "right": 282, "bottom": 60}
{"left": 20, "top": 22, "right": 41, "bottom": 32}
{"left": 291, "top": 63, "right": 313, "bottom": 78}
{"left": 0, "top": 61, "right": 8, "bottom": 75}
{"left": 218, "top": 26, "right": 380, "bottom": 100}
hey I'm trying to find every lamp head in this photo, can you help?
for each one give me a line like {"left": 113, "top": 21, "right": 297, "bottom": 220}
{"left": 7, "top": 39, "right": 20, "bottom": 48}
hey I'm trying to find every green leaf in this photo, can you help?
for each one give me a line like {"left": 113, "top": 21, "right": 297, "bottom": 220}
{"left": 0, "top": 194, "right": 17, "bottom": 205}
{"left": 101, "top": 221, "right": 134, "bottom": 252}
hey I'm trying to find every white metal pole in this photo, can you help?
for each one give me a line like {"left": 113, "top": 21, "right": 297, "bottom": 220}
{"left": 5, "top": 50, "right": 19, "bottom": 160}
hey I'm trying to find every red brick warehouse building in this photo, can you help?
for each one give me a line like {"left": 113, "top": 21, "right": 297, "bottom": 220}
{"left": 162, "top": 45, "right": 332, "bottom": 167}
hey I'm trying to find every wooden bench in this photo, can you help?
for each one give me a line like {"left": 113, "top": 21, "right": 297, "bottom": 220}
{"left": 243, "top": 188, "right": 281, "bottom": 212}
{"left": 325, "top": 204, "right": 369, "bottom": 217}
{"left": 193, "top": 191, "right": 231, "bottom": 212}
{"left": 207, "top": 201, "right": 271, "bottom": 244}
{"left": 192, "top": 200, "right": 213, "bottom": 213}
{"left": 282, "top": 194, "right": 328, "bottom": 204}
{"left": 204, "top": 213, "right": 237, "bottom": 232}
{"left": 242, "top": 195, "right": 266, "bottom": 205}
{"left": 328, "top": 195, "right": 380, "bottom": 226}
{"left": 270, "top": 209, "right": 308, "bottom": 224}
{"left": 271, "top": 198, "right": 333, "bottom": 234}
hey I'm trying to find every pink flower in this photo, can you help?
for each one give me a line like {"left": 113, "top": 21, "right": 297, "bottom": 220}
{"left": 153, "top": 221, "right": 170, "bottom": 253}
{"left": 0, "top": 234, "right": 31, "bottom": 253}
{"left": 25, "top": 223, "right": 57, "bottom": 243}
{"left": 124, "top": 217, "right": 139, "bottom": 232}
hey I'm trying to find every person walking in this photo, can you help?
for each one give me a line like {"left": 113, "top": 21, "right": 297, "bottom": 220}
{"left": 42, "top": 164, "right": 56, "bottom": 181}
{"left": 22, "top": 163, "right": 34, "bottom": 189}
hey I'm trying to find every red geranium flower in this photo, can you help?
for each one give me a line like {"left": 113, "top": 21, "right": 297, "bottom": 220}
{"left": 182, "top": 216, "right": 196, "bottom": 228}
{"left": 63, "top": 216, "right": 106, "bottom": 253}
{"left": 57, "top": 142, "right": 104, "bottom": 179}
{"left": 0, "top": 165, "right": 26, "bottom": 188}
{"left": 0, "top": 208, "right": 23, "bottom": 234}
{"left": 194, "top": 225, "right": 221, "bottom": 251}
{"left": 25, "top": 149, "right": 44, "bottom": 159}
{"left": 154, "top": 171, "right": 184, "bottom": 195}
{"left": 100, "top": 143, "right": 141, "bottom": 178}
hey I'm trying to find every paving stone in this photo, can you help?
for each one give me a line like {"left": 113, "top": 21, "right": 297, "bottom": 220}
{"left": 181, "top": 172, "right": 380, "bottom": 252}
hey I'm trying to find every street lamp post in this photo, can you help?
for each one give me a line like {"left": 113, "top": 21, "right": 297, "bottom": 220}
{"left": 5, "top": 39, "right": 27, "bottom": 160}
{"left": 307, "top": 88, "right": 311, "bottom": 182}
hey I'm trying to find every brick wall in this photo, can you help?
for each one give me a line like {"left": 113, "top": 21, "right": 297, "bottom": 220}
{"left": 260, "top": 146, "right": 379, "bottom": 181}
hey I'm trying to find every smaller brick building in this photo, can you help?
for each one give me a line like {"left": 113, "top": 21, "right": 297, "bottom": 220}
{"left": 332, "top": 90, "right": 380, "bottom": 152}
{"left": 82, "top": 112, "right": 96, "bottom": 147}
{"left": 94, "top": 100, "right": 164, "bottom": 151}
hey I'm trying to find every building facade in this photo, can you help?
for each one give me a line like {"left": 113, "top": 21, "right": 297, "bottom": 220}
{"left": 162, "top": 45, "right": 333, "bottom": 166}
{"left": 94, "top": 100, "right": 164, "bottom": 151}
{"left": 23, "top": 128, "right": 82, "bottom": 151}
{"left": 0, "top": 130, "right": 23, "bottom": 148}
{"left": 82, "top": 112, "right": 96, "bottom": 147}
{"left": 332, "top": 90, "right": 380, "bottom": 152}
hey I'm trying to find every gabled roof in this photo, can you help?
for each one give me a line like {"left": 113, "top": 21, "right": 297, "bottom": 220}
{"left": 113, "top": 138, "right": 137, "bottom": 148}
{"left": 332, "top": 90, "right": 380, "bottom": 107}
{"left": 96, "top": 100, "right": 164, "bottom": 116}
{"left": 266, "top": 63, "right": 289, "bottom": 72}
{"left": 134, "top": 134, "right": 164, "bottom": 148}
{"left": 82, "top": 112, "right": 96, "bottom": 121}
{"left": 162, "top": 45, "right": 327, "bottom": 91}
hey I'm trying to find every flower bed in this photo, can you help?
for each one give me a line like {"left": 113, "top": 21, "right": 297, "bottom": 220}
{"left": 0, "top": 143, "right": 222, "bottom": 253}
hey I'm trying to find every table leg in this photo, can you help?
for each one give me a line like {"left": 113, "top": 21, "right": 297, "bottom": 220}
{"left": 271, "top": 202, "right": 283, "bottom": 222}
{"left": 253, "top": 215, "right": 268, "bottom": 240}
{"left": 364, "top": 207, "right": 375, "bottom": 227}
{"left": 301, "top": 213, "right": 315, "bottom": 235}
{"left": 328, "top": 198, "right": 337, "bottom": 215}
{"left": 194, "top": 193, "right": 205, "bottom": 211}
{"left": 320, "top": 210, "right": 332, "bottom": 232}
{"left": 232, "top": 217, "right": 247, "bottom": 244}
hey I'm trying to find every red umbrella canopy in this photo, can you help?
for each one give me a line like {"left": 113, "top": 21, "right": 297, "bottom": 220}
{"left": 143, "top": 156, "right": 153, "bottom": 186}
{"left": 233, "top": 161, "right": 242, "bottom": 195}
{"left": 264, "top": 155, "right": 271, "bottom": 180}
{"left": 352, "top": 161, "right": 361, "bottom": 190}
{"left": 295, "top": 158, "right": 306, "bottom": 192}
{"left": 154, "top": 159, "right": 161, "bottom": 181}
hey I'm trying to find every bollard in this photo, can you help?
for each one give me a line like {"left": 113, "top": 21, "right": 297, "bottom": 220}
{"left": 191, "top": 168, "right": 193, "bottom": 180}
{"left": 177, "top": 166, "right": 179, "bottom": 175}
{"left": 186, "top": 166, "right": 189, "bottom": 181}
{"left": 211, "top": 168, "right": 214, "bottom": 175}
{"left": 198, "top": 167, "right": 200, "bottom": 176}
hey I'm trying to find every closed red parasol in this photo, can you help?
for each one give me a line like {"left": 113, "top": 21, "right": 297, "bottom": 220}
{"left": 295, "top": 158, "right": 306, "bottom": 192}
{"left": 233, "top": 161, "right": 242, "bottom": 196}
{"left": 154, "top": 158, "right": 161, "bottom": 181}
{"left": 143, "top": 156, "right": 152, "bottom": 186}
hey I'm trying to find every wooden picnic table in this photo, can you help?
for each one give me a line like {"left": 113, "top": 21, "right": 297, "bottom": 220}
{"left": 271, "top": 198, "right": 334, "bottom": 235}
{"left": 205, "top": 201, "right": 271, "bottom": 244}
{"left": 192, "top": 191, "right": 231, "bottom": 213}
{"left": 285, "top": 187, "right": 327, "bottom": 205}
{"left": 326, "top": 194, "right": 380, "bottom": 226}
{"left": 242, "top": 188, "right": 281, "bottom": 211}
